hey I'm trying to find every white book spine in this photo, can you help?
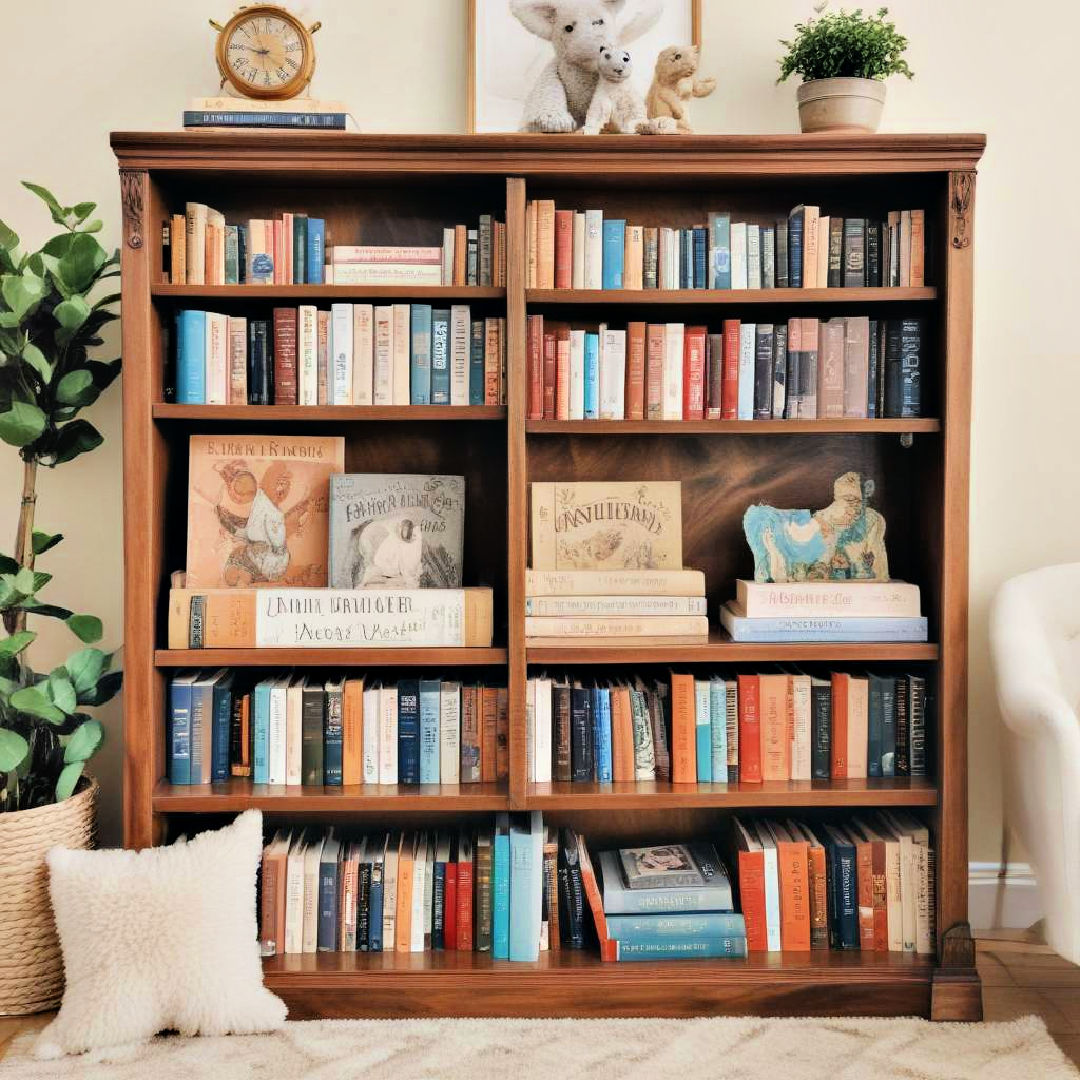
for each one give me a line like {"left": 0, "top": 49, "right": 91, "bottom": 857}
{"left": 267, "top": 684, "right": 287, "bottom": 785}
{"left": 450, "top": 304, "right": 470, "bottom": 405}
{"left": 533, "top": 677, "right": 552, "bottom": 783}
{"left": 583, "top": 209, "right": 603, "bottom": 289}
{"left": 392, "top": 303, "right": 410, "bottom": 406}
{"left": 185, "top": 203, "right": 207, "bottom": 285}
{"left": 332, "top": 264, "right": 442, "bottom": 286}
{"left": 204, "top": 312, "right": 229, "bottom": 405}
{"left": 442, "top": 227, "right": 455, "bottom": 285}
{"left": 284, "top": 851, "right": 305, "bottom": 953}
{"left": 298, "top": 304, "right": 319, "bottom": 406}
{"left": 379, "top": 686, "right": 398, "bottom": 784}
{"left": 572, "top": 212, "right": 586, "bottom": 289}
{"left": 302, "top": 845, "right": 322, "bottom": 953}
{"left": 568, "top": 329, "right": 585, "bottom": 420}
{"left": 362, "top": 687, "right": 380, "bottom": 784}
{"left": 915, "top": 842, "right": 932, "bottom": 955}
{"left": 226, "top": 316, "right": 247, "bottom": 404}
{"left": 439, "top": 684, "right": 461, "bottom": 784}
{"left": 352, "top": 304, "right": 374, "bottom": 406}
{"left": 661, "top": 322, "right": 683, "bottom": 420}
{"left": 737, "top": 322, "right": 756, "bottom": 420}
{"left": 286, "top": 685, "right": 302, "bottom": 786}
{"left": 599, "top": 328, "right": 625, "bottom": 420}
{"left": 330, "top": 303, "right": 353, "bottom": 405}
{"left": 382, "top": 844, "right": 397, "bottom": 950}
{"left": 410, "top": 842, "right": 427, "bottom": 951}
{"left": 746, "top": 225, "right": 761, "bottom": 289}
{"left": 694, "top": 680, "right": 710, "bottom": 776}
{"left": 790, "top": 676, "right": 812, "bottom": 781}
{"left": 372, "top": 305, "right": 393, "bottom": 406}
{"left": 731, "top": 222, "right": 748, "bottom": 290}
{"left": 762, "top": 843, "right": 782, "bottom": 951}
{"left": 525, "top": 679, "right": 536, "bottom": 782}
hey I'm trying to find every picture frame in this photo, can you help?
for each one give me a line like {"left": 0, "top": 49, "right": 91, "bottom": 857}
{"left": 467, "top": 0, "right": 702, "bottom": 134}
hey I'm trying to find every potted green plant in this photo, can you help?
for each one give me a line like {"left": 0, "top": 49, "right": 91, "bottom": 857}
{"left": 778, "top": 5, "right": 913, "bottom": 133}
{"left": 0, "top": 183, "right": 121, "bottom": 1015}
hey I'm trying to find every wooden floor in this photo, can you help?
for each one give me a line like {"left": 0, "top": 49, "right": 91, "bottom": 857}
{"left": 2, "top": 931, "right": 1078, "bottom": 1065}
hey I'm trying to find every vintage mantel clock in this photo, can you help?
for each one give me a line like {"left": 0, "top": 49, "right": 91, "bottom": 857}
{"left": 210, "top": 5, "right": 321, "bottom": 100}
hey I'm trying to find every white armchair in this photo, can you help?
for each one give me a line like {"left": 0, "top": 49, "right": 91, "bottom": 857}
{"left": 990, "top": 563, "right": 1080, "bottom": 962}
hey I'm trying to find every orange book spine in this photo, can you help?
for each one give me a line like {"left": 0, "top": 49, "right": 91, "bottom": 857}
{"left": 909, "top": 209, "right": 925, "bottom": 287}
{"left": 738, "top": 849, "right": 768, "bottom": 951}
{"left": 555, "top": 323, "right": 571, "bottom": 421}
{"left": 577, "top": 836, "right": 610, "bottom": 946}
{"left": 536, "top": 200, "right": 556, "bottom": 289}
{"left": 682, "top": 325, "right": 706, "bottom": 421}
{"left": 611, "top": 687, "right": 635, "bottom": 783}
{"left": 807, "top": 843, "right": 828, "bottom": 949}
{"left": 554, "top": 210, "right": 574, "bottom": 290}
{"left": 481, "top": 687, "right": 498, "bottom": 783}
{"left": 737, "top": 674, "right": 762, "bottom": 783}
{"left": 830, "top": 672, "right": 849, "bottom": 779}
{"left": 496, "top": 687, "right": 509, "bottom": 780}
{"left": 645, "top": 323, "right": 664, "bottom": 420}
{"left": 395, "top": 838, "right": 413, "bottom": 953}
{"left": 759, "top": 674, "right": 792, "bottom": 782}
{"left": 624, "top": 225, "right": 644, "bottom": 290}
{"left": 625, "top": 322, "right": 646, "bottom": 421}
{"left": 670, "top": 673, "right": 697, "bottom": 783}
{"left": 870, "top": 839, "right": 889, "bottom": 951}
{"left": 454, "top": 224, "right": 467, "bottom": 286}
{"left": 855, "top": 837, "right": 875, "bottom": 950}
{"left": 526, "top": 314, "right": 544, "bottom": 420}
{"left": 721, "top": 319, "right": 741, "bottom": 420}
{"left": 342, "top": 679, "right": 363, "bottom": 786}
{"left": 260, "top": 851, "right": 281, "bottom": 954}
{"left": 777, "top": 839, "right": 811, "bottom": 951}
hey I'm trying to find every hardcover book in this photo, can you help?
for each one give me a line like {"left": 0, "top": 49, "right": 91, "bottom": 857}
{"left": 618, "top": 842, "right": 720, "bottom": 890}
{"left": 328, "top": 474, "right": 465, "bottom": 589}
{"left": 185, "top": 434, "right": 344, "bottom": 588}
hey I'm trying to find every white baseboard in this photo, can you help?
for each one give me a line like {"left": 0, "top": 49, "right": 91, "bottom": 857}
{"left": 969, "top": 862, "right": 1044, "bottom": 930}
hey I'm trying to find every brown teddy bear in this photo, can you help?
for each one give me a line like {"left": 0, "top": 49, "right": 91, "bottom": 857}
{"left": 645, "top": 44, "right": 716, "bottom": 133}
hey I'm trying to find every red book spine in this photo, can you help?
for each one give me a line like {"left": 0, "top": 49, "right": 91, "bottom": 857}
{"left": 645, "top": 323, "right": 665, "bottom": 420}
{"left": 555, "top": 324, "right": 571, "bottom": 421}
{"left": 737, "top": 673, "right": 762, "bottom": 782}
{"left": 721, "top": 319, "right": 740, "bottom": 419}
{"left": 526, "top": 315, "right": 543, "bottom": 420}
{"left": 456, "top": 861, "right": 474, "bottom": 951}
{"left": 738, "top": 849, "right": 769, "bottom": 951}
{"left": 272, "top": 307, "right": 298, "bottom": 405}
{"left": 554, "top": 210, "right": 574, "bottom": 289}
{"left": 870, "top": 840, "right": 888, "bottom": 951}
{"left": 830, "top": 672, "right": 848, "bottom": 779}
{"left": 682, "top": 325, "right": 706, "bottom": 420}
{"left": 443, "top": 861, "right": 458, "bottom": 950}
{"left": 625, "top": 322, "right": 646, "bottom": 420}
{"left": 542, "top": 330, "right": 557, "bottom": 419}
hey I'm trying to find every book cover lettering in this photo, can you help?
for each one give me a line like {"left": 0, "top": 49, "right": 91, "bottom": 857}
{"left": 186, "top": 435, "right": 344, "bottom": 588}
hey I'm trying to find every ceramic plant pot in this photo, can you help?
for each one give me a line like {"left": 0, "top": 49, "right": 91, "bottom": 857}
{"left": 796, "top": 77, "right": 886, "bottom": 133}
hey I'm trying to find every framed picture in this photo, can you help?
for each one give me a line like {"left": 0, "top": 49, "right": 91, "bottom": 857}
{"left": 467, "top": 0, "right": 701, "bottom": 134}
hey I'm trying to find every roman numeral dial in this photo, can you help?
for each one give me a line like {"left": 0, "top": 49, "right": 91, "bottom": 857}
{"left": 214, "top": 5, "right": 316, "bottom": 100}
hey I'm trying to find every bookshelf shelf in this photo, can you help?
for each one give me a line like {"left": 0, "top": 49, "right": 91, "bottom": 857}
{"left": 114, "top": 131, "right": 983, "bottom": 1022}
{"left": 154, "top": 404, "right": 507, "bottom": 422}
{"left": 525, "top": 418, "right": 940, "bottom": 435}
{"left": 153, "top": 779, "right": 509, "bottom": 813}
{"left": 526, "top": 287, "right": 937, "bottom": 305}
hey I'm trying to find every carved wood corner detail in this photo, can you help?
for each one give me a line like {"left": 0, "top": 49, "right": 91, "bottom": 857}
{"left": 939, "top": 921, "right": 977, "bottom": 969}
{"left": 950, "top": 172, "right": 974, "bottom": 250}
{"left": 120, "top": 169, "right": 145, "bottom": 250}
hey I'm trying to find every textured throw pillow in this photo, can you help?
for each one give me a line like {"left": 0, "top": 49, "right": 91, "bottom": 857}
{"left": 35, "top": 809, "right": 287, "bottom": 1058}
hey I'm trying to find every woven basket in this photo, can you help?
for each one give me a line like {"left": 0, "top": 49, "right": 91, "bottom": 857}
{"left": 0, "top": 777, "right": 97, "bottom": 1015}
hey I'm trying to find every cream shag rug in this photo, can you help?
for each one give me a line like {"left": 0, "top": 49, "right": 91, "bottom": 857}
{"left": 2, "top": 1015, "right": 1076, "bottom": 1080}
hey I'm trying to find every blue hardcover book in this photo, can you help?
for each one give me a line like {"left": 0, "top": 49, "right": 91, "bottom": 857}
{"left": 247, "top": 319, "right": 272, "bottom": 405}
{"left": 183, "top": 111, "right": 347, "bottom": 129}
{"left": 397, "top": 679, "right": 421, "bottom": 785}
{"left": 409, "top": 304, "right": 433, "bottom": 405}
{"left": 606, "top": 912, "right": 747, "bottom": 943}
{"left": 237, "top": 225, "right": 247, "bottom": 284}
{"left": 719, "top": 606, "right": 929, "bottom": 643}
{"left": 418, "top": 678, "right": 441, "bottom": 784}
{"left": 324, "top": 679, "right": 344, "bottom": 786}
{"left": 189, "top": 675, "right": 215, "bottom": 785}
{"left": 306, "top": 218, "right": 325, "bottom": 284}
{"left": 819, "top": 824, "right": 859, "bottom": 949}
{"left": 593, "top": 687, "right": 613, "bottom": 782}
{"left": 210, "top": 670, "right": 233, "bottom": 783}
{"left": 469, "top": 319, "right": 485, "bottom": 405}
{"left": 601, "top": 219, "right": 626, "bottom": 289}
{"left": 867, "top": 673, "right": 884, "bottom": 778}
{"left": 597, "top": 849, "right": 734, "bottom": 914}
{"left": 788, "top": 206, "right": 805, "bottom": 288}
{"left": 709, "top": 211, "right": 731, "bottom": 289}
{"left": 367, "top": 846, "right": 385, "bottom": 953}
{"left": 175, "top": 310, "right": 206, "bottom": 404}
{"left": 611, "top": 938, "right": 747, "bottom": 960}
{"left": 692, "top": 226, "right": 707, "bottom": 289}
{"left": 508, "top": 812, "right": 543, "bottom": 961}
{"left": 293, "top": 216, "right": 307, "bottom": 285}
{"left": 492, "top": 813, "right": 511, "bottom": 960}
{"left": 430, "top": 309, "right": 450, "bottom": 404}
{"left": 708, "top": 677, "right": 728, "bottom": 783}
{"left": 252, "top": 679, "right": 271, "bottom": 785}
{"left": 168, "top": 674, "right": 196, "bottom": 785}
{"left": 317, "top": 834, "right": 342, "bottom": 951}
{"left": 583, "top": 332, "right": 600, "bottom": 419}
{"left": 694, "top": 680, "right": 711, "bottom": 784}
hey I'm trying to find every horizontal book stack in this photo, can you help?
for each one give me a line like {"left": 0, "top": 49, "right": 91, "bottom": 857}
{"left": 733, "top": 812, "right": 935, "bottom": 953}
{"left": 721, "top": 579, "right": 928, "bottom": 643}
{"left": 587, "top": 841, "right": 746, "bottom": 961}
{"left": 172, "top": 305, "right": 506, "bottom": 407}
{"left": 182, "top": 98, "right": 352, "bottom": 131}
{"left": 526, "top": 315, "right": 925, "bottom": 422}
{"left": 260, "top": 812, "right": 545, "bottom": 960}
{"left": 167, "top": 672, "right": 510, "bottom": 787}
{"left": 524, "top": 200, "right": 925, "bottom": 291}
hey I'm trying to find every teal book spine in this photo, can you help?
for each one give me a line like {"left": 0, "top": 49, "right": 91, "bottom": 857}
{"left": 606, "top": 912, "right": 746, "bottom": 943}
{"left": 492, "top": 826, "right": 511, "bottom": 959}
{"left": 175, "top": 310, "right": 206, "bottom": 404}
{"left": 292, "top": 215, "right": 307, "bottom": 284}
{"left": 601, "top": 220, "right": 625, "bottom": 289}
{"left": 611, "top": 937, "right": 747, "bottom": 960}
{"left": 468, "top": 319, "right": 484, "bottom": 405}
{"left": 709, "top": 679, "right": 728, "bottom": 783}
{"left": 695, "top": 683, "right": 712, "bottom": 783}
{"left": 592, "top": 688, "right": 612, "bottom": 783}
{"left": 168, "top": 678, "right": 192, "bottom": 785}
{"left": 709, "top": 211, "right": 731, "bottom": 289}
{"left": 430, "top": 309, "right": 450, "bottom": 404}
{"left": 583, "top": 332, "right": 599, "bottom": 419}
{"left": 418, "top": 679, "right": 441, "bottom": 784}
{"left": 508, "top": 812, "right": 543, "bottom": 961}
{"left": 224, "top": 226, "right": 239, "bottom": 285}
{"left": 252, "top": 682, "right": 271, "bottom": 785}
{"left": 306, "top": 218, "right": 325, "bottom": 284}
{"left": 409, "top": 304, "right": 433, "bottom": 405}
{"left": 211, "top": 676, "right": 232, "bottom": 782}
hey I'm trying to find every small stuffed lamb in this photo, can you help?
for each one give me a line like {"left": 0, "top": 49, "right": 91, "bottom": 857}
{"left": 583, "top": 46, "right": 676, "bottom": 134}
{"left": 645, "top": 44, "right": 716, "bottom": 133}
{"left": 510, "top": 0, "right": 664, "bottom": 133}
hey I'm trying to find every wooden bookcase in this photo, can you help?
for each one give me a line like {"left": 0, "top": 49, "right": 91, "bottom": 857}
{"left": 111, "top": 132, "right": 984, "bottom": 1021}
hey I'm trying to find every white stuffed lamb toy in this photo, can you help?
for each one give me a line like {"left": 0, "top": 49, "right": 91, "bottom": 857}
{"left": 583, "top": 46, "right": 676, "bottom": 134}
{"left": 510, "top": 0, "right": 663, "bottom": 133}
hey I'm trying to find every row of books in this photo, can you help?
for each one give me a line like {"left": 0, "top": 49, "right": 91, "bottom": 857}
{"left": 525, "top": 315, "right": 925, "bottom": 423}
{"left": 165, "top": 205, "right": 504, "bottom": 287}
{"left": 172, "top": 306, "right": 506, "bottom": 407}
{"left": 526, "top": 670, "right": 929, "bottom": 785}
{"left": 259, "top": 815, "right": 545, "bottom": 959}
{"left": 525, "top": 201, "right": 926, "bottom": 291}
{"left": 167, "top": 672, "right": 508, "bottom": 786}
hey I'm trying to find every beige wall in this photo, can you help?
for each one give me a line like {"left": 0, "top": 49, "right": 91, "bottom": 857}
{"left": 5, "top": 0, "right": 1077, "bottom": 861}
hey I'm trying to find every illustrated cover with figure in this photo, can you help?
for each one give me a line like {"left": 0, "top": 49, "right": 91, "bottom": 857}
{"left": 186, "top": 434, "right": 345, "bottom": 588}
{"left": 328, "top": 473, "right": 465, "bottom": 589}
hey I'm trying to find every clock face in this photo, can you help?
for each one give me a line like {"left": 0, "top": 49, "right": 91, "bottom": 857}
{"left": 223, "top": 10, "right": 308, "bottom": 97}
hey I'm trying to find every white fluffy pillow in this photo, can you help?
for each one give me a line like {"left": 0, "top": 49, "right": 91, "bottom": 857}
{"left": 35, "top": 809, "right": 287, "bottom": 1058}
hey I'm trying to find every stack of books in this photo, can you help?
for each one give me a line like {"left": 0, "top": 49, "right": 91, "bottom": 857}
{"left": 588, "top": 842, "right": 746, "bottom": 961}
{"left": 182, "top": 97, "right": 353, "bottom": 130}
{"left": 720, "top": 579, "right": 928, "bottom": 643}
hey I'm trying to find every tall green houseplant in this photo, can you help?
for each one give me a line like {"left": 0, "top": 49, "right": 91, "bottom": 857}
{"left": 0, "top": 183, "right": 122, "bottom": 812}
